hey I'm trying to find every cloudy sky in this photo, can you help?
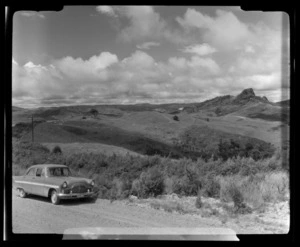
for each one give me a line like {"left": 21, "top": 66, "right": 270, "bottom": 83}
{"left": 12, "top": 6, "right": 290, "bottom": 108}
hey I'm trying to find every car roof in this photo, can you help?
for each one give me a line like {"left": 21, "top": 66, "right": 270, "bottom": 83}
{"left": 28, "top": 164, "right": 68, "bottom": 169}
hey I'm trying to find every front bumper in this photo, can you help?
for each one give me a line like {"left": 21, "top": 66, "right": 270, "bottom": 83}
{"left": 58, "top": 190, "right": 99, "bottom": 200}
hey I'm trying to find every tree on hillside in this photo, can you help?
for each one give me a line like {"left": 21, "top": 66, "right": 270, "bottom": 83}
{"left": 218, "top": 139, "right": 241, "bottom": 161}
{"left": 90, "top": 108, "right": 98, "bottom": 118}
{"left": 173, "top": 115, "right": 179, "bottom": 121}
{"left": 52, "top": 145, "right": 62, "bottom": 154}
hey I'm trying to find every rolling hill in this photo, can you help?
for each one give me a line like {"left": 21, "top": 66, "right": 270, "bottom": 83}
{"left": 12, "top": 88, "right": 289, "bottom": 159}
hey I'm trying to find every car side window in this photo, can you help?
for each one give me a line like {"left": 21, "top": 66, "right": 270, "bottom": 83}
{"left": 26, "top": 168, "right": 35, "bottom": 176}
{"left": 36, "top": 168, "right": 43, "bottom": 177}
{"left": 41, "top": 168, "right": 46, "bottom": 177}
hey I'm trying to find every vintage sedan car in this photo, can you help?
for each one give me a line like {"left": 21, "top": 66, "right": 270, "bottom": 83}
{"left": 13, "top": 164, "right": 99, "bottom": 205}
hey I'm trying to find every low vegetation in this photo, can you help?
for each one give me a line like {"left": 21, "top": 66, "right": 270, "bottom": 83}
{"left": 177, "top": 125, "right": 275, "bottom": 162}
{"left": 13, "top": 140, "right": 289, "bottom": 215}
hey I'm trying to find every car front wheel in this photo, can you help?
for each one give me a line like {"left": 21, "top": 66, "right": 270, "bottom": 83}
{"left": 50, "top": 190, "right": 60, "bottom": 205}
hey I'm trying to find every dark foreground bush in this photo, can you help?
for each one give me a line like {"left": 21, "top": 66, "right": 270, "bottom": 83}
{"left": 138, "top": 167, "right": 165, "bottom": 198}
{"left": 52, "top": 145, "right": 62, "bottom": 154}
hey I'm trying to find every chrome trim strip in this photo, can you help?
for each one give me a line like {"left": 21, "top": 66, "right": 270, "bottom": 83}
{"left": 14, "top": 181, "right": 60, "bottom": 189}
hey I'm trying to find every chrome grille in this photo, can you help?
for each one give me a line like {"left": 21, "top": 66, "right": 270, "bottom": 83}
{"left": 72, "top": 184, "right": 88, "bottom": 193}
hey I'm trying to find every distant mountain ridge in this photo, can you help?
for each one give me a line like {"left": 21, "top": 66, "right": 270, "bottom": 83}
{"left": 12, "top": 88, "right": 289, "bottom": 124}
{"left": 275, "top": 99, "right": 290, "bottom": 107}
{"left": 177, "top": 88, "right": 288, "bottom": 124}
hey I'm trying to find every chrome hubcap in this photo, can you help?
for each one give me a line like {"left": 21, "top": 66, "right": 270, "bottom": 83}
{"left": 19, "top": 190, "right": 25, "bottom": 197}
{"left": 51, "top": 193, "right": 57, "bottom": 203}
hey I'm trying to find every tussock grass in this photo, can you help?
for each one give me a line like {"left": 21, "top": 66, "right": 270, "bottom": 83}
{"left": 219, "top": 171, "right": 289, "bottom": 209}
{"left": 149, "top": 199, "right": 195, "bottom": 214}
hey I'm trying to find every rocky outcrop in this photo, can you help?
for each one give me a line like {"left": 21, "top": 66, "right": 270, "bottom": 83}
{"left": 262, "top": 96, "right": 269, "bottom": 102}
{"left": 233, "top": 88, "right": 256, "bottom": 104}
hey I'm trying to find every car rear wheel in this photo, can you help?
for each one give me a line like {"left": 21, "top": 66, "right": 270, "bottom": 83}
{"left": 18, "top": 188, "right": 27, "bottom": 198}
{"left": 50, "top": 190, "right": 60, "bottom": 205}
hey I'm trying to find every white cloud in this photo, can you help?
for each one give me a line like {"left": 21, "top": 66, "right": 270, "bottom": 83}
{"left": 136, "top": 42, "right": 160, "bottom": 50}
{"left": 181, "top": 43, "right": 217, "bottom": 56}
{"left": 13, "top": 49, "right": 225, "bottom": 107}
{"left": 54, "top": 52, "right": 118, "bottom": 81}
{"left": 19, "top": 11, "right": 45, "bottom": 19}
{"left": 121, "top": 50, "right": 155, "bottom": 68}
{"left": 117, "top": 6, "right": 167, "bottom": 42}
{"left": 245, "top": 45, "right": 255, "bottom": 53}
{"left": 104, "top": 6, "right": 193, "bottom": 45}
{"left": 24, "top": 61, "right": 47, "bottom": 70}
{"left": 12, "top": 60, "right": 64, "bottom": 102}
{"left": 176, "top": 9, "right": 251, "bottom": 50}
{"left": 245, "top": 72, "right": 281, "bottom": 91}
{"left": 168, "top": 55, "right": 220, "bottom": 75}
{"left": 96, "top": 6, "right": 117, "bottom": 17}
{"left": 189, "top": 56, "right": 220, "bottom": 74}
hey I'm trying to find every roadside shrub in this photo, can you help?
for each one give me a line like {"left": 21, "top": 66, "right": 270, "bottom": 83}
{"left": 164, "top": 176, "right": 175, "bottom": 194}
{"left": 111, "top": 178, "right": 124, "bottom": 199}
{"left": 52, "top": 145, "right": 62, "bottom": 154}
{"left": 220, "top": 179, "right": 245, "bottom": 209}
{"left": 220, "top": 171, "right": 289, "bottom": 211}
{"left": 131, "top": 179, "right": 142, "bottom": 197}
{"left": 200, "top": 202, "right": 220, "bottom": 217}
{"left": 260, "top": 171, "right": 289, "bottom": 202}
{"left": 195, "top": 193, "right": 203, "bottom": 208}
{"left": 228, "top": 182, "right": 244, "bottom": 209}
{"left": 219, "top": 158, "right": 240, "bottom": 176}
{"left": 202, "top": 176, "right": 220, "bottom": 198}
{"left": 172, "top": 176, "right": 198, "bottom": 196}
{"left": 239, "top": 157, "right": 260, "bottom": 176}
{"left": 139, "top": 167, "right": 165, "bottom": 198}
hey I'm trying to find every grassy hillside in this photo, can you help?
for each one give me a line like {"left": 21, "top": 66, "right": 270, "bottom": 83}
{"left": 12, "top": 88, "right": 288, "bottom": 161}
{"left": 17, "top": 115, "right": 275, "bottom": 161}
{"left": 42, "top": 142, "right": 142, "bottom": 157}
{"left": 20, "top": 121, "right": 184, "bottom": 158}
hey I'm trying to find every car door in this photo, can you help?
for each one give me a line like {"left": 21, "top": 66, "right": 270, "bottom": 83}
{"left": 34, "top": 167, "right": 45, "bottom": 196}
{"left": 22, "top": 167, "right": 36, "bottom": 193}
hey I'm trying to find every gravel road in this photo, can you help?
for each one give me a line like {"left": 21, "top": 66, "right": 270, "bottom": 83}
{"left": 12, "top": 191, "right": 230, "bottom": 235}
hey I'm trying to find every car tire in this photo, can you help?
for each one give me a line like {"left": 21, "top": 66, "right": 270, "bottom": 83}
{"left": 50, "top": 190, "right": 60, "bottom": 205}
{"left": 18, "top": 188, "right": 27, "bottom": 198}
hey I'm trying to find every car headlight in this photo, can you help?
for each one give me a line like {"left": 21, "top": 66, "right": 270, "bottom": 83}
{"left": 90, "top": 180, "right": 95, "bottom": 186}
{"left": 62, "top": 182, "right": 68, "bottom": 188}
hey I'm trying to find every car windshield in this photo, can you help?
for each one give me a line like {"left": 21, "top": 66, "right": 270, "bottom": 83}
{"left": 48, "top": 167, "right": 71, "bottom": 177}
